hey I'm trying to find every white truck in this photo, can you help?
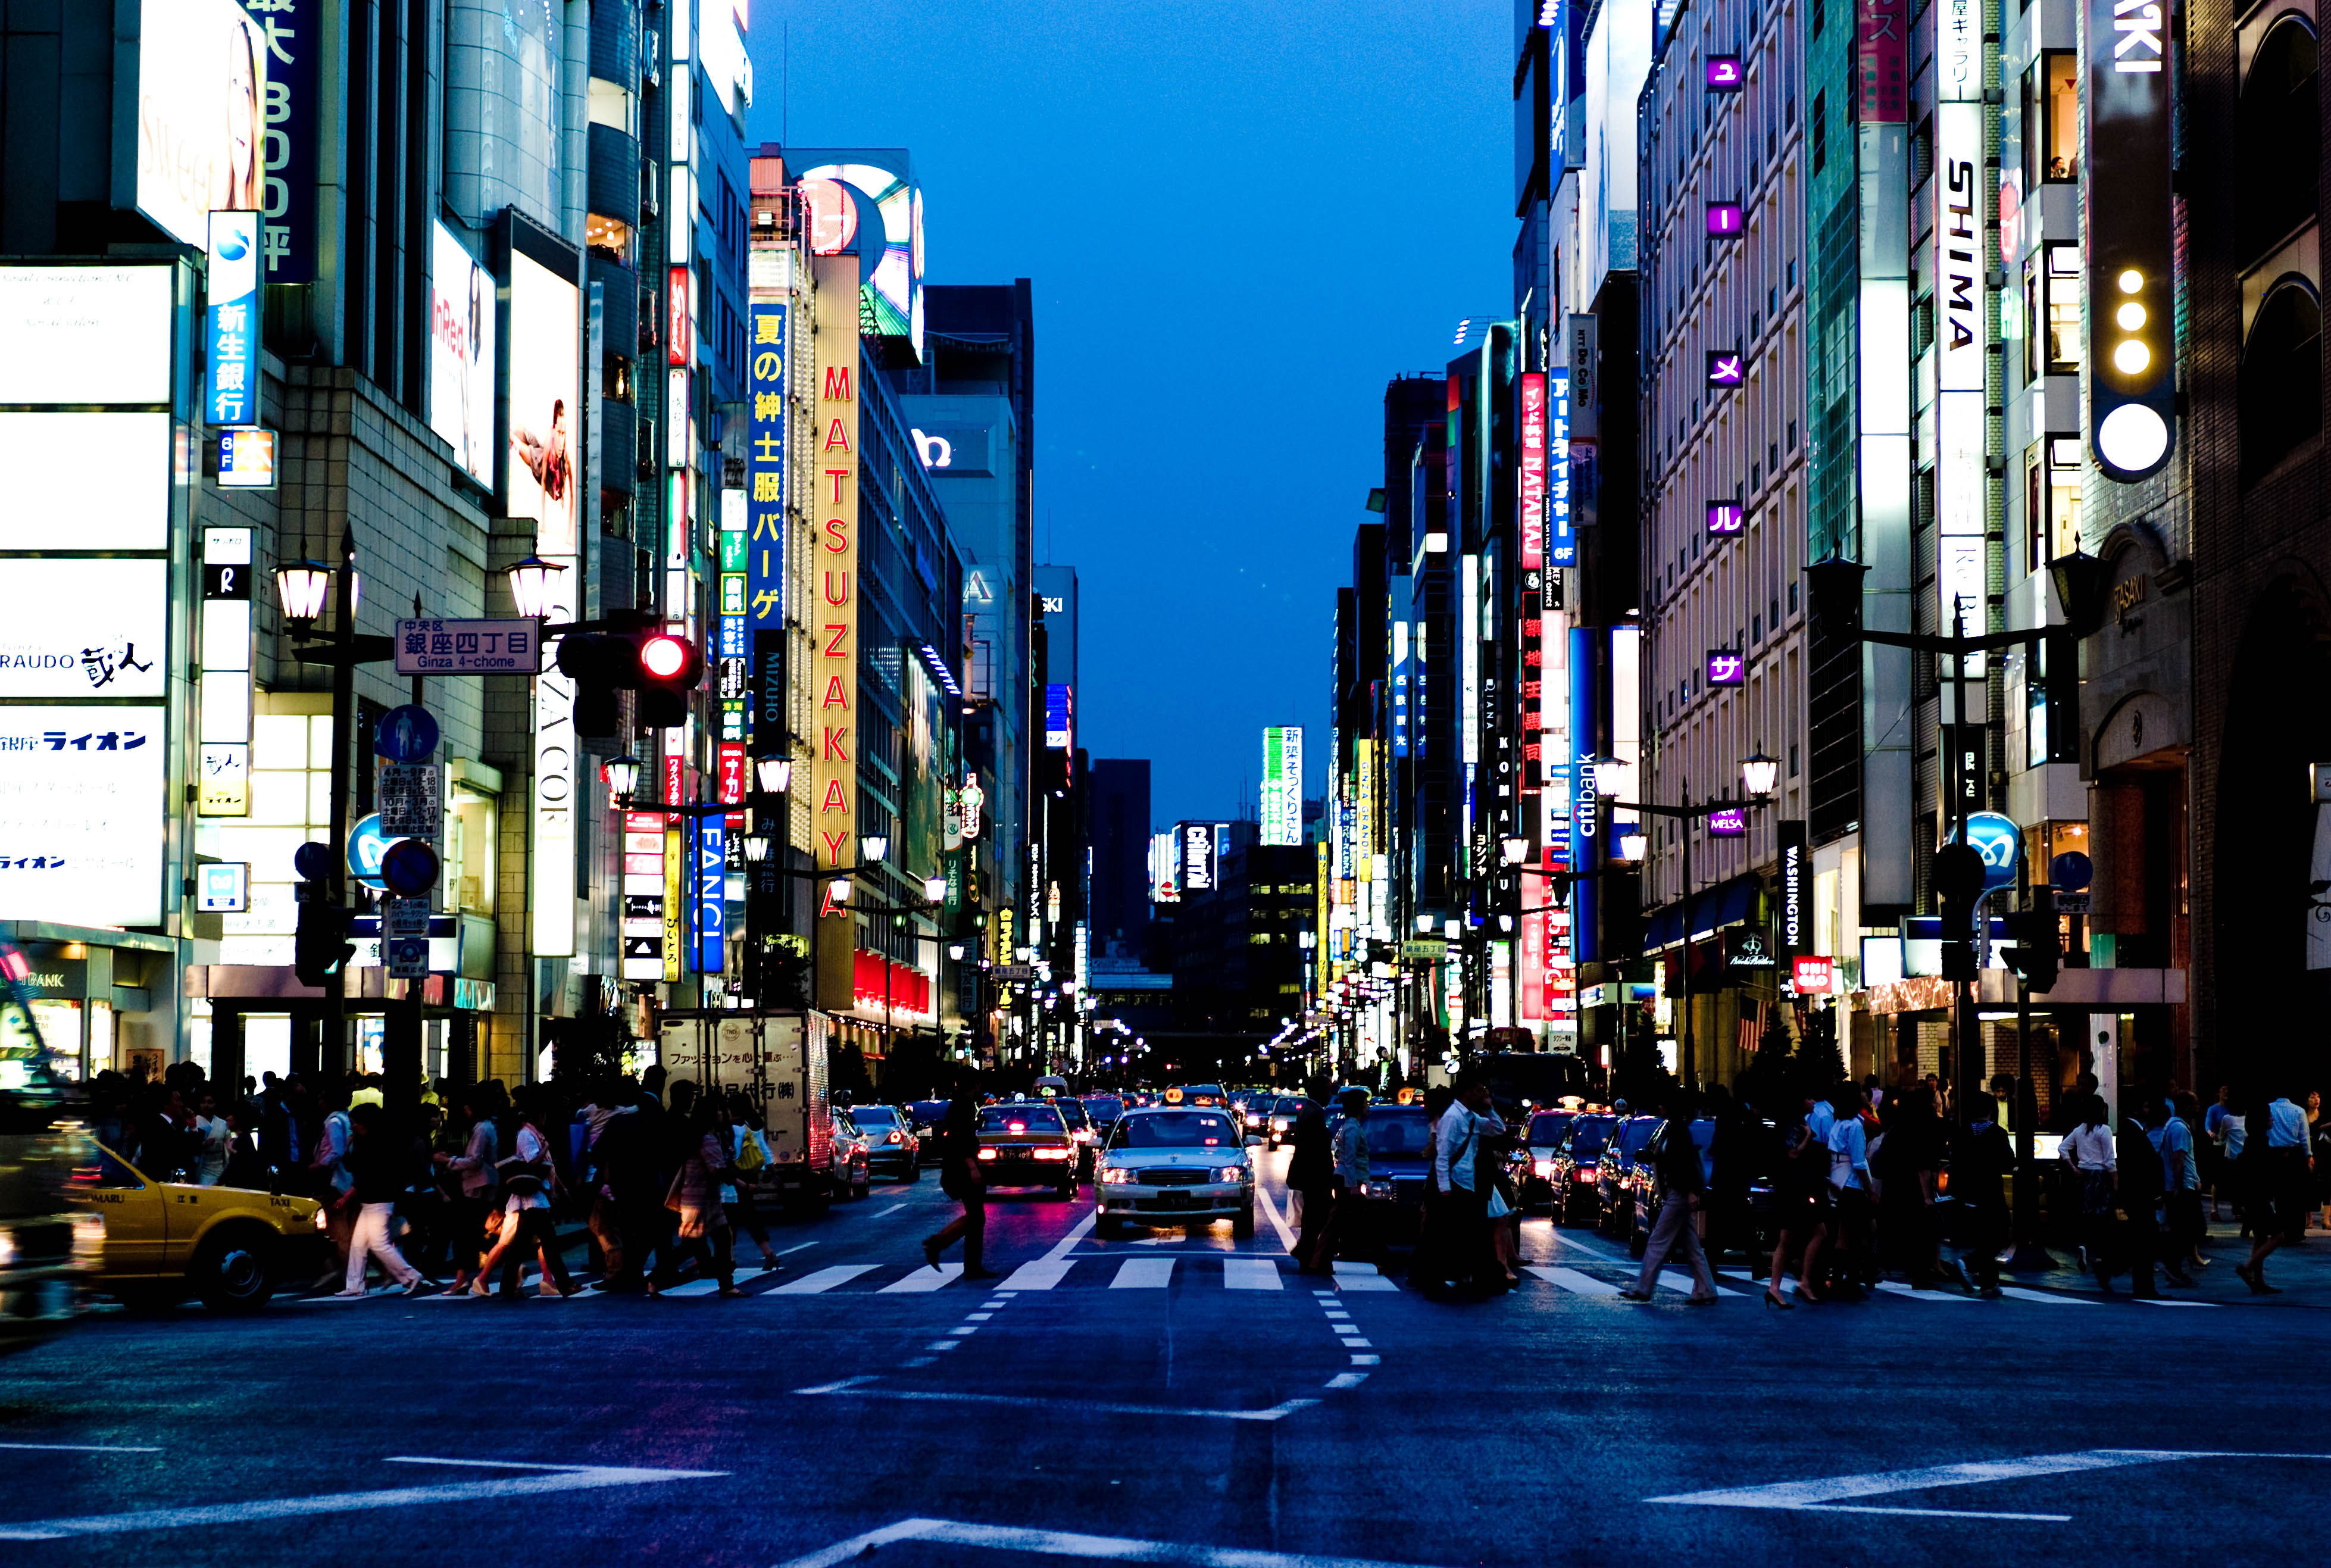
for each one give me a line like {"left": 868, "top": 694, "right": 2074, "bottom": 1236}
{"left": 656, "top": 1008, "right": 837, "bottom": 1209}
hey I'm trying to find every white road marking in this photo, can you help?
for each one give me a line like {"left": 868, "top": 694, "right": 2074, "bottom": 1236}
{"left": 1875, "top": 1282, "right": 1979, "bottom": 1303}
{"left": 0, "top": 1458, "right": 723, "bottom": 1541}
{"left": 1254, "top": 1185, "right": 1300, "bottom": 1251}
{"left": 1657, "top": 1270, "right": 1739, "bottom": 1297}
{"left": 2133, "top": 1297, "right": 2218, "bottom": 1308}
{"left": 1998, "top": 1286, "right": 2099, "bottom": 1305}
{"left": 768, "top": 1515, "right": 1460, "bottom": 1568}
{"left": 999, "top": 1259, "right": 1076, "bottom": 1291}
{"left": 788, "top": 1390, "right": 1318, "bottom": 1423}
{"left": 777, "top": 1241, "right": 820, "bottom": 1256}
{"left": 927, "top": 1341, "right": 962, "bottom": 1351}
{"left": 1110, "top": 1258, "right": 1176, "bottom": 1289}
{"left": 1223, "top": 1258, "right": 1283, "bottom": 1291}
{"left": 657, "top": 1266, "right": 771, "bottom": 1299}
{"left": 1548, "top": 1230, "right": 1634, "bottom": 1263}
{"left": 873, "top": 1204, "right": 907, "bottom": 1217}
{"left": 1350, "top": 1354, "right": 1380, "bottom": 1366}
{"left": 769, "top": 1266, "right": 879, "bottom": 1295}
{"left": 878, "top": 1263, "right": 964, "bottom": 1293}
{"left": 1324, "top": 1373, "right": 1370, "bottom": 1389}
{"left": 1333, "top": 1269, "right": 1398, "bottom": 1292}
{"left": 1338, "top": 1338, "right": 1373, "bottom": 1349}
{"left": 1648, "top": 1448, "right": 2331, "bottom": 1520}
{"left": 1525, "top": 1265, "right": 1619, "bottom": 1296}
{"left": 1331, "top": 1260, "right": 1380, "bottom": 1275}
{"left": 0, "top": 1444, "right": 161, "bottom": 1454}
{"left": 964, "top": 1311, "right": 994, "bottom": 1321}
{"left": 1042, "top": 1210, "right": 1097, "bottom": 1261}
{"left": 946, "top": 1326, "right": 978, "bottom": 1336}
{"left": 792, "top": 1375, "right": 879, "bottom": 1395}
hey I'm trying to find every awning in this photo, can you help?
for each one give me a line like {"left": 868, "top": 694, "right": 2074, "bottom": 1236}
{"left": 1639, "top": 873, "right": 1763, "bottom": 952}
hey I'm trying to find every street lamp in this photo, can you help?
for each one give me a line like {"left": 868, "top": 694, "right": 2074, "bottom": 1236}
{"left": 1741, "top": 748, "right": 1780, "bottom": 801}
{"left": 755, "top": 756, "right": 793, "bottom": 794}
{"left": 922, "top": 876, "right": 948, "bottom": 903}
{"left": 949, "top": 941, "right": 967, "bottom": 961}
{"left": 1616, "top": 829, "right": 1648, "bottom": 864}
{"left": 861, "top": 833, "right": 889, "bottom": 863}
{"left": 504, "top": 554, "right": 565, "bottom": 620}
{"left": 605, "top": 754, "right": 643, "bottom": 807}
{"left": 276, "top": 558, "right": 333, "bottom": 630}
{"left": 1500, "top": 835, "right": 1530, "bottom": 866}
{"left": 741, "top": 823, "right": 774, "bottom": 863}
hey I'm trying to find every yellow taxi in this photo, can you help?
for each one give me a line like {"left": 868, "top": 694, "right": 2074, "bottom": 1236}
{"left": 67, "top": 1145, "right": 328, "bottom": 1311}
{"left": 974, "top": 1100, "right": 1079, "bottom": 1200}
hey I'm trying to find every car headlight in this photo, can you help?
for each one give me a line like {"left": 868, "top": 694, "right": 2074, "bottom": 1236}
{"left": 70, "top": 1213, "right": 104, "bottom": 1261}
{"left": 1101, "top": 1167, "right": 1135, "bottom": 1185}
{"left": 1533, "top": 1159, "right": 1555, "bottom": 1178}
{"left": 1214, "top": 1166, "right": 1245, "bottom": 1183}
{"left": 0, "top": 1232, "right": 18, "bottom": 1270}
{"left": 314, "top": 1207, "right": 330, "bottom": 1231}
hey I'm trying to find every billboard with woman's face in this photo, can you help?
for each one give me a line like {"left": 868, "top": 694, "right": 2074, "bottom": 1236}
{"left": 506, "top": 249, "right": 579, "bottom": 554}
{"left": 429, "top": 223, "right": 498, "bottom": 484}
{"left": 134, "top": 0, "right": 267, "bottom": 249}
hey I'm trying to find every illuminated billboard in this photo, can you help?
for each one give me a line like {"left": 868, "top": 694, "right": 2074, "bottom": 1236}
{"left": 1149, "top": 831, "right": 1181, "bottom": 904}
{"left": 1261, "top": 726, "right": 1304, "bottom": 846}
{"left": 429, "top": 222, "right": 498, "bottom": 484}
{"left": 132, "top": 0, "right": 267, "bottom": 250}
{"left": 1178, "top": 822, "right": 1218, "bottom": 895}
{"left": 506, "top": 248, "right": 579, "bottom": 555}
{"left": 0, "top": 268, "right": 174, "bottom": 405}
{"left": 0, "top": 707, "right": 167, "bottom": 927}
{"left": 793, "top": 155, "right": 925, "bottom": 360}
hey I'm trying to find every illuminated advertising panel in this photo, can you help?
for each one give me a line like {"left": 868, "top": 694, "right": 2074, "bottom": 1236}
{"left": 795, "top": 158, "right": 925, "bottom": 360}
{"left": 1261, "top": 726, "right": 1304, "bottom": 845}
{"left": 0, "top": 268, "right": 173, "bottom": 405}
{"left": 0, "top": 707, "right": 167, "bottom": 926}
{"left": 667, "top": 265, "right": 693, "bottom": 367}
{"left": 1149, "top": 830, "right": 1180, "bottom": 904}
{"left": 1517, "top": 373, "right": 1546, "bottom": 570}
{"left": 506, "top": 248, "right": 579, "bottom": 555}
{"left": 0, "top": 414, "right": 169, "bottom": 551}
{"left": 429, "top": 222, "right": 497, "bottom": 483}
{"left": 132, "top": 0, "right": 267, "bottom": 250}
{"left": 2085, "top": 0, "right": 2176, "bottom": 478}
{"left": 0, "top": 562, "right": 168, "bottom": 700}
{"left": 205, "top": 211, "right": 261, "bottom": 426}
{"left": 1179, "top": 823, "right": 1217, "bottom": 894}
{"left": 811, "top": 251, "right": 863, "bottom": 1012}
{"left": 529, "top": 541, "right": 579, "bottom": 957}
{"left": 1045, "top": 684, "right": 1073, "bottom": 749}
{"left": 1549, "top": 368, "right": 1574, "bottom": 565}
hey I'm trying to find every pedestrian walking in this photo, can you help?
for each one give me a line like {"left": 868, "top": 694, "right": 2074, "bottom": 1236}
{"left": 1951, "top": 1091, "right": 2011, "bottom": 1297}
{"left": 2116, "top": 1100, "right": 2165, "bottom": 1298}
{"left": 1764, "top": 1089, "right": 1833, "bottom": 1307}
{"left": 1304, "top": 1089, "right": 1376, "bottom": 1274}
{"left": 1621, "top": 1093, "right": 1719, "bottom": 1304}
{"left": 2204, "top": 1085, "right": 2236, "bottom": 1220}
{"left": 2061, "top": 1095, "right": 2118, "bottom": 1289}
{"left": 1824, "top": 1082, "right": 1874, "bottom": 1295}
{"left": 1288, "top": 1099, "right": 1333, "bottom": 1270}
{"left": 476, "top": 1093, "right": 577, "bottom": 1299}
{"left": 655, "top": 1098, "right": 740, "bottom": 1297}
{"left": 2156, "top": 1094, "right": 2204, "bottom": 1280}
{"left": 921, "top": 1073, "right": 998, "bottom": 1280}
{"left": 221, "top": 1104, "right": 268, "bottom": 1190}
{"left": 718, "top": 1094, "right": 783, "bottom": 1272}
{"left": 2238, "top": 1088, "right": 2313, "bottom": 1294}
{"left": 1423, "top": 1073, "right": 1505, "bottom": 1295}
{"left": 335, "top": 1104, "right": 428, "bottom": 1297}
{"left": 432, "top": 1091, "right": 498, "bottom": 1294}
{"left": 192, "top": 1092, "right": 231, "bottom": 1186}
{"left": 308, "top": 1083, "right": 355, "bottom": 1291}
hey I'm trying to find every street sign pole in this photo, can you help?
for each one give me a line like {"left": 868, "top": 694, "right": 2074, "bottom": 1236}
{"left": 316, "top": 527, "right": 357, "bottom": 1079}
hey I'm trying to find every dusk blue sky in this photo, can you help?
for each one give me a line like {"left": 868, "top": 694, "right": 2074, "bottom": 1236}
{"left": 749, "top": 1, "right": 1511, "bottom": 830}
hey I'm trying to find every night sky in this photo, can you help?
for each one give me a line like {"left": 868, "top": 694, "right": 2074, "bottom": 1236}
{"left": 752, "top": 0, "right": 1511, "bottom": 829}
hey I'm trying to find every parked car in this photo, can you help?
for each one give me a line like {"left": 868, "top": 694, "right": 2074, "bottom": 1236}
{"left": 975, "top": 1101, "right": 1078, "bottom": 1200}
{"left": 841, "top": 1103, "right": 917, "bottom": 1182}
{"left": 1508, "top": 1109, "right": 1580, "bottom": 1211}
{"left": 829, "top": 1110, "right": 871, "bottom": 1199}
{"left": 1094, "top": 1107, "right": 1253, "bottom": 1238}
{"left": 1548, "top": 1113, "right": 1616, "bottom": 1225}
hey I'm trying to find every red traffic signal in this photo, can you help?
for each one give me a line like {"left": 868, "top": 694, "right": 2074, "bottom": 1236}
{"left": 557, "top": 628, "right": 704, "bottom": 735}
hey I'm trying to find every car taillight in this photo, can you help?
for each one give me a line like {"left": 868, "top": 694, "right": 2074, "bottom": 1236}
{"left": 977, "top": 1148, "right": 998, "bottom": 1161}
{"left": 887, "top": 1132, "right": 902, "bottom": 1144}
{"left": 1574, "top": 1170, "right": 1597, "bottom": 1182}
{"left": 1072, "top": 1130, "right": 1091, "bottom": 1142}
{"left": 1533, "top": 1160, "right": 1555, "bottom": 1177}
{"left": 1034, "top": 1147, "right": 1069, "bottom": 1161}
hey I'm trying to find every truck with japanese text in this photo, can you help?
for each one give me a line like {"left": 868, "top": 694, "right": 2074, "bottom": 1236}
{"left": 655, "top": 1008, "right": 836, "bottom": 1209}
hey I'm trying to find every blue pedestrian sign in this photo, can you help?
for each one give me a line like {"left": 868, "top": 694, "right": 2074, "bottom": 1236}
{"left": 1949, "top": 811, "right": 2024, "bottom": 892}
{"left": 374, "top": 704, "right": 439, "bottom": 763}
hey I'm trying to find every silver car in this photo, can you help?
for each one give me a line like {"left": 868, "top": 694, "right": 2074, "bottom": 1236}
{"left": 1093, "top": 1108, "right": 1254, "bottom": 1239}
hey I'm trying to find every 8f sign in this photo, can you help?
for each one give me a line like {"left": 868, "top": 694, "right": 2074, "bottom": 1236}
{"left": 2086, "top": 0, "right": 2176, "bottom": 479}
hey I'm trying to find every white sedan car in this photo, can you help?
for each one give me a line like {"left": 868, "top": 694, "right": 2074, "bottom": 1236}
{"left": 1093, "top": 1108, "right": 1254, "bottom": 1239}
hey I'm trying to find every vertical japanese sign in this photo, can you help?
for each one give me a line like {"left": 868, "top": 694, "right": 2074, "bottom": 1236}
{"left": 237, "top": 0, "right": 315, "bottom": 280}
{"left": 1548, "top": 368, "right": 1574, "bottom": 566}
{"left": 1779, "top": 819, "right": 1808, "bottom": 957}
{"left": 205, "top": 211, "right": 260, "bottom": 426}
{"left": 811, "top": 255, "right": 861, "bottom": 1010}
{"left": 1936, "top": 0, "right": 1988, "bottom": 666}
{"left": 1517, "top": 371, "right": 1546, "bottom": 570}
{"left": 2085, "top": 0, "right": 2176, "bottom": 479}
{"left": 621, "top": 810, "right": 665, "bottom": 980}
{"left": 1858, "top": 0, "right": 1909, "bottom": 121}
{"left": 747, "top": 301, "right": 788, "bottom": 748}
{"left": 198, "top": 527, "right": 254, "bottom": 816}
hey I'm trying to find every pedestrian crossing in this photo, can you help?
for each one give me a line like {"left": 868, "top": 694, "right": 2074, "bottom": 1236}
{"left": 264, "top": 1252, "right": 2226, "bottom": 1307}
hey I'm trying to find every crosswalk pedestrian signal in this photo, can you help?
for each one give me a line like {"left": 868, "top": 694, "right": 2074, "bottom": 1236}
{"left": 1933, "top": 841, "right": 1988, "bottom": 982}
{"left": 2002, "top": 888, "right": 2061, "bottom": 994}
{"left": 293, "top": 891, "right": 355, "bottom": 988}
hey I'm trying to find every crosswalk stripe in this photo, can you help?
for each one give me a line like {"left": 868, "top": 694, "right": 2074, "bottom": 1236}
{"left": 879, "top": 1263, "right": 964, "bottom": 1293}
{"left": 1330, "top": 1261, "right": 1398, "bottom": 1292}
{"left": 770, "top": 1265, "right": 880, "bottom": 1295}
{"left": 1657, "top": 1270, "right": 1741, "bottom": 1296}
{"left": 1526, "top": 1264, "right": 1618, "bottom": 1295}
{"left": 999, "top": 1259, "right": 1076, "bottom": 1291}
{"left": 1875, "top": 1281, "right": 1979, "bottom": 1302}
{"left": 1224, "top": 1258, "right": 1283, "bottom": 1291}
{"left": 1998, "top": 1285, "right": 2099, "bottom": 1304}
{"left": 1110, "top": 1258, "right": 1175, "bottom": 1289}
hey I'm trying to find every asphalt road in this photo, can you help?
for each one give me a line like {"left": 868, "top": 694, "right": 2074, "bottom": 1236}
{"left": 2, "top": 1149, "right": 2326, "bottom": 1567}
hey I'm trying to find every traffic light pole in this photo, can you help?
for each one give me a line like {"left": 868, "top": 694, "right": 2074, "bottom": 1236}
{"left": 316, "top": 528, "right": 357, "bottom": 1080}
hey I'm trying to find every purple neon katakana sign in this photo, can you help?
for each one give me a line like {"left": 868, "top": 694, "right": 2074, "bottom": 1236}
{"left": 1706, "top": 54, "right": 1743, "bottom": 89}
{"left": 1708, "top": 807, "right": 1748, "bottom": 837}
{"left": 1707, "top": 349, "right": 1744, "bottom": 388}
{"left": 1707, "top": 501, "right": 1745, "bottom": 535}
{"left": 1707, "top": 202, "right": 1743, "bottom": 236}
{"left": 1706, "top": 649, "right": 1745, "bottom": 686}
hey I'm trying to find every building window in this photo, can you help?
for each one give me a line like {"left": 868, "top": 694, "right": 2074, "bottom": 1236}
{"left": 2238, "top": 18, "right": 2320, "bottom": 267}
{"left": 2028, "top": 436, "right": 2082, "bottom": 569}
{"left": 1810, "top": 90, "right": 1825, "bottom": 173}
{"left": 2041, "top": 52, "right": 2079, "bottom": 181}
{"left": 2045, "top": 246, "right": 2082, "bottom": 373}
{"left": 2239, "top": 280, "right": 2324, "bottom": 485}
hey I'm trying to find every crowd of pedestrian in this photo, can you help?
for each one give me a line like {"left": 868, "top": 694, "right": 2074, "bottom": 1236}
{"left": 82, "top": 1059, "right": 792, "bottom": 1300}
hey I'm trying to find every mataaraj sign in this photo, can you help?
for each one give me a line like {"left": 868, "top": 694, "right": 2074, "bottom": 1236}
{"left": 2085, "top": 0, "right": 2176, "bottom": 479}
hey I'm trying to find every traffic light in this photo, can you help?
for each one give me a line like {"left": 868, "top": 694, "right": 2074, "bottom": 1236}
{"left": 557, "top": 627, "right": 704, "bottom": 735}
{"left": 2002, "top": 888, "right": 2061, "bottom": 994}
{"left": 1933, "top": 841, "right": 1988, "bottom": 982}
{"left": 293, "top": 889, "right": 355, "bottom": 988}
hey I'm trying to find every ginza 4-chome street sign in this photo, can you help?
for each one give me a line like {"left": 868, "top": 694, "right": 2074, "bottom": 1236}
{"left": 394, "top": 619, "right": 545, "bottom": 675}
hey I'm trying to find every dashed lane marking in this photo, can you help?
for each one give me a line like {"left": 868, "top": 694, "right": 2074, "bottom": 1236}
{"left": 1648, "top": 1449, "right": 2331, "bottom": 1521}
{"left": 790, "top": 1388, "right": 1320, "bottom": 1423}
{"left": 767, "top": 1515, "right": 1460, "bottom": 1568}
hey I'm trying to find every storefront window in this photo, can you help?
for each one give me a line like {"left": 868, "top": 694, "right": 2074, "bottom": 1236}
{"left": 2042, "top": 52, "right": 2079, "bottom": 180}
{"left": 2045, "top": 246, "right": 2082, "bottom": 372}
{"left": 28, "top": 1000, "right": 79, "bottom": 1079}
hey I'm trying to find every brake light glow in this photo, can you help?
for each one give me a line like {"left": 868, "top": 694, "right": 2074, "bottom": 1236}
{"left": 1533, "top": 1159, "right": 1555, "bottom": 1177}
{"left": 976, "top": 1147, "right": 998, "bottom": 1161}
{"left": 886, "top": 1132, "right": 902, "bottom": 1144}
{"left": 1033, "top": 1147, "right": 1070, "bottom": 1161}
{"left": 1007, "top": 1122, "right": 1026, "bottom": 1133}
{"left": 1071, "top": 1130, "right": 1091, "bottom": 1142}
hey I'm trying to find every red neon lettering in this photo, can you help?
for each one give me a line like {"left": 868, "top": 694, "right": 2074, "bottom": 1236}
{"left": 823, "top": 726, "right": 851, "bottom": 761}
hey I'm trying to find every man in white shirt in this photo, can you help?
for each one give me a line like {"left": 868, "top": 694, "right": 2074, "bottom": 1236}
{"left": 1823, "top": 1086, "right": 1872, "bottom": 1292}
{"left": 1426, "top": 1076, "right": 1505, "bottom": 1294}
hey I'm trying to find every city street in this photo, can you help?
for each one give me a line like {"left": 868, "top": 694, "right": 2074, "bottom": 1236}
{"left": 2, "top": 1149, "right": 2326, "bottom": 1567}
